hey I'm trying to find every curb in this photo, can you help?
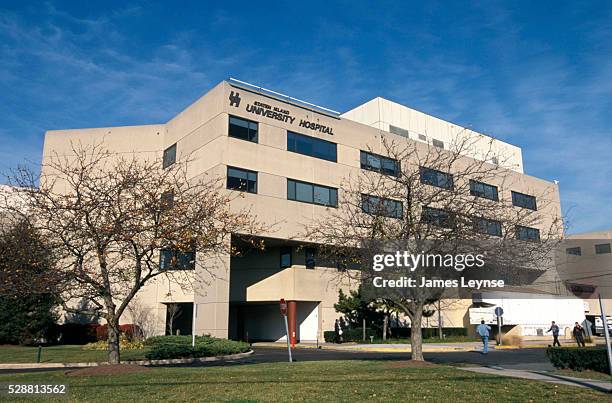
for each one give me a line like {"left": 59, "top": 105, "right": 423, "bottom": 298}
{"left": 0, "top": 350, "right": 254, "bottom": 370}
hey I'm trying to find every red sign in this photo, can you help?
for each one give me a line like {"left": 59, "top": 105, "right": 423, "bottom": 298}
{"left": 279, "top": 298, "right": 287, "bottom": 316}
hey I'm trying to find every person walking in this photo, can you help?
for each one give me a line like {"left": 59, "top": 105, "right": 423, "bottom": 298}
{"left": 546, "top": 321, "right": 561, "bottom": 347}
{"left": 476, "top": 320, "right": 491, "bottom": 354}
{"left": 334, "top": 319, "right": 340, "bottom": 344}
{"left": 573, "top": 322, "right": 586, "bottom": 347}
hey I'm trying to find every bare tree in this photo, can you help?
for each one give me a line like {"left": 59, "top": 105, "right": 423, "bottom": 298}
{"left": 165, "top": 303, "right": 183, "bottom": 336}
{"left": 5, "top": 143, "right": 266, "bottom": 363}
{"left": 127, "top": 297, "right": 156, "bottom": 340}
{"left": 306, "top": 133, "right": 563, "bottom": 361}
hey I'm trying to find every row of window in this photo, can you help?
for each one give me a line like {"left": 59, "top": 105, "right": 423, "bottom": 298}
{"left": 225, "top": 165, "right": 532, "bottom": 241}
{"left": 280, "top": 246, "right": 316, "bottom": 269}
{"left": 566, "top": 243, "right": 612, "bottom": 256}
{"left": 419, "top": 167, "right": 536, "bottom": 210}
{"left": 419, "top": 205, "right": 538, "bottom": 240}
{"left": 164, "top": 115, "right": 538, "bottom": 212}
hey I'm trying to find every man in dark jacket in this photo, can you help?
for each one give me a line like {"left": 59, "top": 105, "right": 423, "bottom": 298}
{"left": 573, "top": 322, "right": 586, "bottom": 347}
{"left": 546, "top": 321, "right": 561, "bottom": 346}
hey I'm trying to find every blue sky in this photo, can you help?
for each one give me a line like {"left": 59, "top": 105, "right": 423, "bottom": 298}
{"left": 1, "top": 1, "right": 611, "bottom": 234}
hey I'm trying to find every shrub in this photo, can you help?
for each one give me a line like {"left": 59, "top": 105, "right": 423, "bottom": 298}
{"left": 58, "top": 323, "right": 98, "bottom": 345}
{"left": 95, "top": 324, "right": 141, "bottom": 341}
{"left": 324, "top": 328, "right": 377, "bottom": 342}
{"left": 83, "top": 335, "right": 144, "bottom": 350}
{"left": 546, "top": 347, "right": 609, "bottom": 374}
{"left": 0, "top": 294, "right": 59, "bottom": 345}
{"left": 143, "top": 335, "right": 250, "bottom": 360}
{"left": 392, "top": 327, "right": 467, "bottom": 339}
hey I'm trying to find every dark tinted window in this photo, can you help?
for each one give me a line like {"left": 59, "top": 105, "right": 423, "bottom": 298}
{"left": 229, "top": 116, "right": 258, "bottom": 142}
{"left": 280, "top": 246, "right": 292, "bottom": 268}
{"left": 227, "top": 167, "right": 257, "bottom": 193}
{"left": 361, "top": 194, "right": 403, "bottom": 219}
{"left": 470, "top": 180, "right": 499, "bottom": 201}
{"left": 389, "top": 125, "right": 409, "bottom": 137}
{"left": 432, "top": 139, "right": 444, "bottom": 149}
{"left": 305, "top": 247, "right": 316, "bottom": 269}
{"left": 163, "top": 143, "right": 177, "bottom": 169}
{"left": 287, "top": 179, "right": 338, "bottom": 207}
{"left": 512, "top": 191, "right": 537, "bottom": 210}
{"left": 420, "top": 167, "right": 453, "bottom": 189}
{"left": 360, "top": 151, "right": 400, "bottom": 176}
{"left": 422, "top": 207, "right": 454, "bottom": 228}
{"left": 474, "top": 217, "right": 502, "bottom": 237}
{"left": 160, "top": 248, "right": 195, "bottom": 270}
{"left": 595, "top": 243, "right": 611, "bottom": 254}
{"left": 287, "top": 131, "right": 337, "bottom": 162}
{"left": 516, "top": 226, "right": 540, "bottom": 241}
{"left": 566, "top": 247, "right": 582, "bottom": 256}
{"left": 161, "top": 190, "right": 174, "bottom": 210}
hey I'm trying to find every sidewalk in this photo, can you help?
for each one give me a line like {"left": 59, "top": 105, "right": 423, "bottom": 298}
{"left": 252, "top": 339, "right": 586, "bottom": 353}
{"left": 253, "top": 341, "right": 487, "bottom": 352}
{"left": 459, "top": 366, "right": 612, "bottom": 393}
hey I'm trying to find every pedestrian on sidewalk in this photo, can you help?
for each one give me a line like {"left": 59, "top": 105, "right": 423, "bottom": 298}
{"left": 573, "top": 322, "right": 586, "bottom": 347}
{"left": 546, "top": 321, "right": 561, "bottom": 347}
{"left": 476, "top": 320, "right": 491, "bottom": 354}
{"left": 334, "top": 319, "right": 340, "bottom": 344}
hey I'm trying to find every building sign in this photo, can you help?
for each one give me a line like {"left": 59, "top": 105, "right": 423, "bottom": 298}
{"left": 229, "top": 90, "right": 334, "bottom": 135}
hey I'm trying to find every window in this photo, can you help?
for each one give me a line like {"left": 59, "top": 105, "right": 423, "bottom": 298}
{"left": 595, "top": 243, "right": 611, "bottom": 254}
{"left": 227, "top": 167, "right": 257, "bottom": 193}
{"left": 512, "top": 191, "right": 537, "bottom": 210}
{"left": 420, "top": 167, "right": 453, "bottom": 189}
{"left": 160, "top": 248, "right": 196, "bottom": 270}
{"left": 566, "top": 247, "right": 582, "bottom": 256}
{"left": 163, "top": 143, "right": 177, "bottom": 169}
{"left": 360, "top": 151, "right": 400, "bottom": 176}
{"left": 287, "top": 131, "right": 337, "bottom": 162}
{"left": 229, "top": 115, "right": 258, "bottom": 142}
{"left": 418, "top": 134, "right": 427, "bottom": 141}
{"left": 389, "top": 125, "right": 409, "bottom": 138}
{"left": 161, "top": 190, "right": 174, "bottom": 210}
{"left": 422, "top": 207, "right": 454, "bottom": 228}
{"left": 361, "top": 194, "right": 403, "bottom": 218}
{"left": 305, "top": 247, "right": 316, "bottom": 269}
{"left": 516, "top": 226, "right": 540, "bottom": 241}
{"left": 470, "top": 180, "right": 499, "bottom": 201}
{"left": 474, "top": 217, "right": 502, "bottom": 237}
{"left": 287, "top": 179, "right": 338, "bottom": 207}
{"left": 280, "top": 247, "right": 292, "bottom": 268}
{"left": 432, "top": 139, "right": 445, "bottom": 149}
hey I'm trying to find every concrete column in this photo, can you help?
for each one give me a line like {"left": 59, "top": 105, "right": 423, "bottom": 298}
{"left": 288, "top": 300, "right": 297, "bottom": 347}
{"left": 193, "top": 251, "right": 231, "bottom": 338}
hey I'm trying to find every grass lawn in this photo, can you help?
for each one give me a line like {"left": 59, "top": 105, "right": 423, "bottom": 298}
{"left": 0, "top": 360, "right": 609, "bottom": 402}
{"left": 0, "top": 345, "right": 148, "bottom": 363}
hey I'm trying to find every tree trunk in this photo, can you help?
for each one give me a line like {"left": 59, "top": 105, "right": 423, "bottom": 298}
{"left": 410, "top": 307, "right": 424, "bottom": 361}
{"left": 107, "top": 321, "right": 121, "bottom": 364}
{"left": 383, "top": 315, "right": 388, "bottom": 341}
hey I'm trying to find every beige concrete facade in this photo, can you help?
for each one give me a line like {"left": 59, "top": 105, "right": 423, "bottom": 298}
{"left": 562, "top": 231, "right": 612, "bottom": 325}
{"left": 41, "top": 80, "right": 563, "bottom": 341}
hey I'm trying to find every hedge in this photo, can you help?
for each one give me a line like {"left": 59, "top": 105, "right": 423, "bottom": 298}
{"left": 144, "top": 335, "right": 250, "bottom": 360}
{"left": 324, "top": 328, "right": 377, "bottom": 343}
{"left": 58, "top": 323, "right": 98, "bottom": 345}
{"left": 546, "top": 347, "right": 610, "bottom": 374}
{"left": 95, "top": 324, "right": 140, "bottom": 341}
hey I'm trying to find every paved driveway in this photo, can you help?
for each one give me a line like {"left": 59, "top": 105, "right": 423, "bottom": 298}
{"left": 215, "top": 347, "right": 555, "bottom": 372}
